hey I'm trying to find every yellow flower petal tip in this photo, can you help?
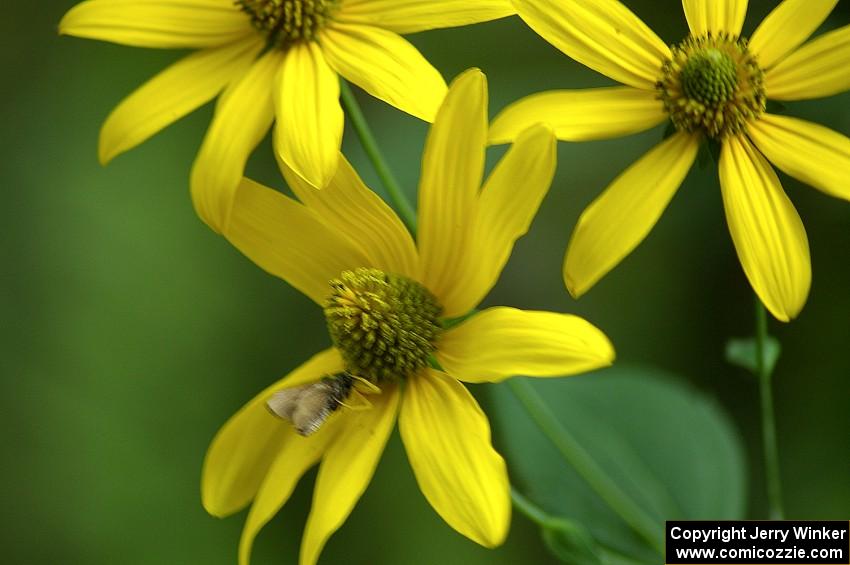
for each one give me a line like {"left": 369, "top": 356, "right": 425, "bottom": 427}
{"left": 520, "top": 122, "right": 556, "bottom": 140}
{"left": 286, "top": 157, "right": 340, "bottom": 190}
{"left": 762, "top": 292, "right": 808, "bottom": 324}
{"left": 563, "top": 261, "right": 601, "bottom": 300}
{"left": 593, "top": 333, "right": 617, "bottom": 367}
{"left": 57, "top": 6, "right": 80, "bottom": 36}
{"left": 200, "top": 491, "right": 229, "bottom": 520}
{"left": 477, "top": 515, "right": 510, "bottom": 548}
{"left": 98, "top": 133, "right": 117, "bottom": 166}
{"left": 56, "top": 5, "right": 87, "bottom": 36}
{"left": 452, "top": 67, "right": 486, "bottom": 89}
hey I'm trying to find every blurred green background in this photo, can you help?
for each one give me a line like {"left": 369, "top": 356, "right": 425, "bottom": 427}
{"left": 4, "top": 1, "right": 849, "bottom": 563}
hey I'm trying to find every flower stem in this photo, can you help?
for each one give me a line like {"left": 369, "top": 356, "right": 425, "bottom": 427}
{"left": 339, "top": 80, "right": 418, "bottom": 235}
{"left": 507, "top": 379, "right": 665, "bottom": 555}
{"left": 510, "top": 486, "right": 549, "bottom": 526}
{"left": 754, "top": 298, "right": 784, "bottom": 519}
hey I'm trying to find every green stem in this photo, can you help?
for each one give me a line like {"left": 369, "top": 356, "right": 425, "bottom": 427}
{"left": 507, "top": 379, "right": 665, "bottom": 556}
{"left": 510, "top": 487, "right": 550, "bottom": 527}
{"left": 754, "top": 298, "right": 784, "bottom": 519}
{"left": 339, "top": 80, "right": 418, "bottom": 234}
{"left": 512, "top": 487, "right": 655, "bottom": 565}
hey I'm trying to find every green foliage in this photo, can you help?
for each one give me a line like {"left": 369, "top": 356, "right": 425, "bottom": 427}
{"left": 491, "top": 366, "right": 747, "bottom": 563}
{"left": 541, "top": 518, "right": 604, "bottom": 565}
{"left": 697, "top": 137, "right": 723, "bottom": 168}
{"left": 725, "top": 336, "right": 781, "bottom": 376}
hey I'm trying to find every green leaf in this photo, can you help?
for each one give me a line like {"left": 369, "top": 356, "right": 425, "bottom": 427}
{"left": 488, "top": 366, "right": 747, "bottom": 563}
{"left": 697, "top": 140, "right": 713, "bottom": 169}
{"left": 766, "top": 100, "right": 787, "bottom": 114}
{"left": 696, "top": 138, "right": 722, "bottom": 169}
{"left": 541, "top": 518, "right": 603, "bottom": 565}
{"left": 725, "top": 336, "right": 781, "bottom": 376}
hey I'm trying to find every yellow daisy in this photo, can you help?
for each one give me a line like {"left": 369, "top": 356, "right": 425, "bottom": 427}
{"left": 491, "top": 0, "right": 850, "bottom": 322}
{"left": 201, "top": 69, "right": 614, "bottom": 565}
{"left": 59, "top": 0, "right": 515, "bottom": 231}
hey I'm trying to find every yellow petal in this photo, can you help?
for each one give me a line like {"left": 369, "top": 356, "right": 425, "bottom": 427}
{"left": 489, "top": 86, "right": 666, "bottom": 144}
{"left": 190, "top": 51, "right": 283, "bottom": 232}
{"left": 437, "top": 307, "right": 614, "bottom": 383}
{"left": 321, "top": 23, "right": 447, "bottom": 122}
{"left": 275, "top": 42, "right": 343, "bottom": 188}
{"left": 59, "top": 0, "right": 252, "bottom": 48}
{"left": 765, "top": 24, "right": 850, "bottom": 100}
{"left": 280, "top": 155, "right": 419, "bottom": 279}
{"left": 238, "top": 425, "right": 336, "bottom": 565}
{"left": 749, "top": 114, "right": 850, "bottom": 202}
{"left": 400, "top": 370, "right": 510, "bottom": 547}
{"left": 748, "top": 0, "right": 838, "bottom": 69}
{"left": 417, "top": 69, "right": 488, "bottom": 317}
{"left": 300, "top": 385, "right": 399, "bottom": 565}
{"left": 337, "top": 0, "right": 514, "bottom": 34}
{"left": 512, "top": 0, "right": 670, "bottom": 89}
{"left": 201, "top": 348, "right": 343, "bottom": 518}
{"left": 564, "top": 131, "right": 699, "bottom": 297}
{"left": 454, "top": 125, "right": 556, "bottom": 310}
{"left": 682, "top": 0, "right": 748, "bottom": 36}
{"left": 99, "top": 37, "right": 261, "bottom": 165}
{"left": 719, "top": 136, "right": 811, "bottom": 322}
{"left": 224, "top": 178, "right": 372, "bottom": 305}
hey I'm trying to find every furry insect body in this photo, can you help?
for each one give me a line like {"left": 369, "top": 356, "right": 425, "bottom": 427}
{"left": 266, "top": 373, "right": 354, "bottom": 436}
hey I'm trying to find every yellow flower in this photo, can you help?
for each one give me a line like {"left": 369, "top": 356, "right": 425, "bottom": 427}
{"left": 59, "top": 0, "right": 515, "bottom": 231}
{"left": 491, "top": 0, "right": 850, "bottom": 322}
{"left": 201, "top": 69, "right": 614, "bottom": 565}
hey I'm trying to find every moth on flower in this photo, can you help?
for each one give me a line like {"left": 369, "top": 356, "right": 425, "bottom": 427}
{"left": 58, "top": 0, "right": 515, "bottom": 231}
{"left": 202, "top": 69, "right": 615, "bottom": 565}
{"left": 491, "top": 0, "right": 850, "bottom": 322}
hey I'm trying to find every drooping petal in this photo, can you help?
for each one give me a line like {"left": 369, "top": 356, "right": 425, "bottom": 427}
{"left": 400, "top": 370, "right": 509, "bottom": 547}
{"left": 238, "top": 425, "right": 336, "bottom": 565}
{"left": 280, "top": 155, "right": 419, "bottom": 279}
{"left": 749, "top": 114, "right": 850, "bottom": 202}
{"left": 765, "top": 24, "right": 850, "bottom": 100}
{"left": 59, "top": 0, "right": 252, "bottom": 48}
{"left": 275, "top": 42, "right": 343, "bottom": 188}
{"left": 453, "top": 125, "right": 556, "bottom": 311}
{"left": 512, "top": 0, "right": 670, "bottom": 89}
{"left": 719, "top": 136, "right": 811, "bottom": 322}
{"left": 337, "top": 0, "right": 514, "bottom": 34}
{"left": 190, "top": 50, "right": 283, "bottom": 232}
{"left": 682, "top": 0, "right": 748, "bottom": 37}
{"left": 417, "top": 69, "right": 487, "bottom": 317}
{"left": 224, "top": 178, "right": 372, "bottom": 305}
{"left": 489, "top": 86, "right": 666, "bottom": 144}
{"left": 99, "top": 37, "right": 262, "bottom": 164}
{"left": 300, "top": 386, "right": 400, "bottom": 565}
{"left": 201, "top": 348, "right": 343, "bottom": 518}
{"left": 748, "top": 0, "right": 838, "bottom": 69}
{"left": 564, "top": 131, "right": 700, "bottom": 298}
{"left": 321, "top": 23, "right": 447, "bottom": 122}
{"left": 437, "top": 307, "right": 614, "bottom": 383}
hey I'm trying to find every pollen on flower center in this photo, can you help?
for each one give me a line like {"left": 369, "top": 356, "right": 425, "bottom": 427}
{"left": 680, "top": 48, "right": 737, "bottom": 105}
{"left": 656, "top": 33, "right": 766, "bottom": 139}
{"left": 324, "top": 268, "right": 443, "bottom": 383}
{"left": 236, "top": 0, "right": 338, "bottom": 47}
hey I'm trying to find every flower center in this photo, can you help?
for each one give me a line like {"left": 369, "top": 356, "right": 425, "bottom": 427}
{"left": 324, "top": 268, "right": 443, "bottom": 383}
{"left": 657, "top": 33, "right": 766, "bottom": 139}
{"left": 236, "top": 0, "right": 338, "bottom": 47}
{"left": 681, "top": 48, "right": 737, "bottom": 105}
